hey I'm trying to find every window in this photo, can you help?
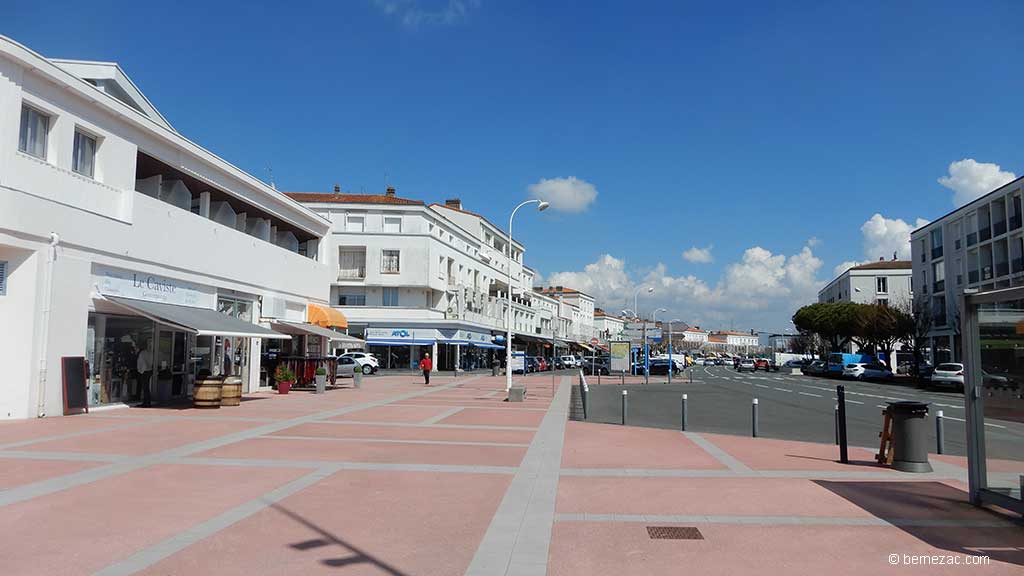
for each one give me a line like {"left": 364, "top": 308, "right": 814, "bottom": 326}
{"left": 18, "top": 105, "right": 49, "bottom": 159}
{"left": 876, "top": 277, "right": 888, "bottom": 294}
{"left": 382, "top": 287, "right": 399, "bottom": 307}
{"left": 383, "top": 216, "right": 402, "bottom": 233}
{"left": 0, "top": 260, "right": 6, "bottom": 295}
{"left": 338, "top": 288, "right": 366, "bottom": 306}
{"left": 381, "top": 249, "right": 400, "bottom": 273}
{"left": 346, "top": 215, "right": 365, "bottom": 232}
{"left": 72, "top": 129, "right": 97, "bottom": 177}
{"left": 338, "top": 248, "right": 366, "bottom": 279}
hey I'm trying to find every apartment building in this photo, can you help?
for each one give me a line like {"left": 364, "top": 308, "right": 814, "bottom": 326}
{"left": 593, "top": 309, "right": 625, "bottom": 342}
{"left": 680, "top": 326, "right": 710, "bottom": 345}
{"left": 534, "top": 286, "right": 597, "bottom": 345}
{"left": 0, "top": 36, "right": 335, "bottom": 418}
{"left": 818, "top": 260, "right": 913, "bottom": 306}
{"left": 911, "top": 174, "right": 1024, "bottom": 363}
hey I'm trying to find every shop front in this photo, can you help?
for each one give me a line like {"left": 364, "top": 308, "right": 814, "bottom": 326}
{"left": 87, "top": 265, "right": 288, "bottom": 407}
{"left": 961, "top": 287, "right": 1024, "bottom": 515}
{"left": 365, "top": 327, "right": 437, "bottom": 370}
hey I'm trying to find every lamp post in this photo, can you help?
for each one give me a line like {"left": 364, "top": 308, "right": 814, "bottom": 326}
{"left": 668, "top": 318, "right": 681, "bottom": 384}
{"left": 633, "top": 286, "right": 653, "bottom": 321}
{"left": 505, "top": 199, "right": 549, "bottom": 393}
{"left": 621, "top": 308, "right": 637, "bottom": 376}
{"left": 648, "top": 308, "right": 666, "bottom": 384}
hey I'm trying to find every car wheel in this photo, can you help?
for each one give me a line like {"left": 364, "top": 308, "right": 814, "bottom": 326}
{"left": 362, "top": 364, "right": 373, "bottom": 375}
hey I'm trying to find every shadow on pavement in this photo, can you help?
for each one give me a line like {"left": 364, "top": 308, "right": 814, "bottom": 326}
{"left": 272, "top": 502, "right": 410, "bottom": 575}
{"left": 784, "top": 453, "right": 883, "bottom": 469}
{"left": 815, "top": 480, "right": 1024, "bottom": 567}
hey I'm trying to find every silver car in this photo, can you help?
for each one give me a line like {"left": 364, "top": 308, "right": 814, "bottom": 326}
{"left": 336, "top": 356, "right": 358, "bottom": 378}
{"left": 931, "top": 363, "right": 964, "bottom": 391}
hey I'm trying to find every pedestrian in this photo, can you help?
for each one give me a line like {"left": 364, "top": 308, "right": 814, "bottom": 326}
{"left": 419, "top": 352, "right": 433, "bottom": 386}
{"left": 136, "top": 341, "right": 153, "bottom": 407}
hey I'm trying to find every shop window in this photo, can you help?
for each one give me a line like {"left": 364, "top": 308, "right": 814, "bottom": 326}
{"left": 72, "top": 129, "right": 97, "bottom": 178}
{"left": 18, "top": 104, "right": 49, "bottom": 160}
{"left": 382, "top": 287, "right": 399, "bottom": 307}
{"left": 381, "top": 249, "right": 400, "bottom": 274}
{"left": 0, "top": 260, "right": 6, "bottom": 295}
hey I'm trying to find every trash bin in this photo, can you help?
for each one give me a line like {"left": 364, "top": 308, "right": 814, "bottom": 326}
{"left": 888, "top": 401, "right": 933, "bottom": 473}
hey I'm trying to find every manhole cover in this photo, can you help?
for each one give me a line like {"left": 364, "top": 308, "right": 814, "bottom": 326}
{"left": 647, "top": 526, "right": 704, "bottom": 540}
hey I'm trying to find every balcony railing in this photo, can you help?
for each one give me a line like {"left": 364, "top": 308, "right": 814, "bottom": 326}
{"left": 996, "top": 262, "right": 1009, "bottom": 277}
{"left": 931, "top": 246, "right": 943, "bottom": 260}
{"left": 337, "top": 267, "right": 366, "bottom": 280}
{"left": 967, "top": 232, "right": 978, "bottom": 246}
{"left": 969, "top": 269, "right": 980, "bottom": 284}
{"left": 994, "top": 220, "right": 1007, "bottom": 237}
{"left": 933, "top": 280, "right": 944, "bottom": 293}
{"left": 980, "top": 227, "right": 991, "bottom": 241}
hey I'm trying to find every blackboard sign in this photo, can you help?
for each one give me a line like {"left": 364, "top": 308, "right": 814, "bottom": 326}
{"left": 62, "top": 356, "right": 89, "bottom": 415}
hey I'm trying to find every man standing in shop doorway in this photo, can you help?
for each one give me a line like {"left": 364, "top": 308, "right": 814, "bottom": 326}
{"left": 419, "top": 352, "right": 432, "bottom": 386}
{"left": 137, "top": 341, "right": 153, "bottom": 407}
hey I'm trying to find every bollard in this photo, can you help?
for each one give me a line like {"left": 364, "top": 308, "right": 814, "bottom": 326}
{"left": 936, "top": 410, "right": 945, "bottom": 455}
{"left": 689, "top": 368, "right": 693, "bottom": 384}
{"left": 582, "top": 383, "right": 590, "bottom": 420}
{"left": 621, "top": 371, "right": 625, "bottom": 386}
{"left": 681, "top": 393, "right": 688, "bottom": 431}
{"left": 834, "top": 405, "right": 839, "bottom": 445}
{"left": 837, "top": 385, "right": 849, "bottom": 464}
{"left": 621, "top": 390, "right": 628, "bottom": 425}
{"left": 752, "top": 398, "right": 759, "bottom": 437}
{"left": 354, "top": 370, "right": 362, "bottom": 389}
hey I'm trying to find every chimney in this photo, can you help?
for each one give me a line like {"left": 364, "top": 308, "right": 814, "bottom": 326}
{"left": 879, "top": 256, "right": 885, "bottom": 261}
{"left": 385, "top": 186, "right": 396, "bottom": 197}
{"left": 445, "top": 198, "right": 463, "bottom": 210}
{"left": 893, "top": 251, "right": 897, "bottom": 261}
{"left": 333, "top": 184, "right": 340, "bottom": 194}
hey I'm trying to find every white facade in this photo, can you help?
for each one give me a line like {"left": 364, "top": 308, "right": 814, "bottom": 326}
{"left": 593, "top": 311, "right": 624, "bottom": 342}
{"left": 911, "top": 175, "right": 1024, "bottom": 362}
{"left": 680, "top": 327, "right": 710, "bottom": 344}
{"left": 0, "top": 36, "right": 332, "bottom": 419}
{"left": 818, "top": 260, "right": 913, "bottom": 307}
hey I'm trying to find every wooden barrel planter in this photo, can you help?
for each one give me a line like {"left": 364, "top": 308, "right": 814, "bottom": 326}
{"left": 221, "top": 377, "right": 243, "bottom": 407}
{"left": 193, "top": 378, "right": 223, "bottom": 409}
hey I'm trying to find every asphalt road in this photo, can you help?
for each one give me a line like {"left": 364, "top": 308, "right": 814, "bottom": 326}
{"left": 582, "top": 365, "right": 1024, "bottom": 461}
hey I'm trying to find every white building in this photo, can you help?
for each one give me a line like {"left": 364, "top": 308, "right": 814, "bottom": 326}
{"left": 818, "top": 260, "right": 913, "bottom": 307}
{"left": 680, "top": 326, "right": 710, "bottom": 345}
{"left": 287, "top": 193, "right": 554, "bottom": 370}
{"left": 911, "top": 174, "right": 1024, "bottom": 363}
{"left": 593, "top": 309, "right": 625, "bottom": 343}
{"left": 0, "top": 36, "right": 336, "bottom": 419}
{"left": 534, "top": 286, "right": 597, "bottom": 345}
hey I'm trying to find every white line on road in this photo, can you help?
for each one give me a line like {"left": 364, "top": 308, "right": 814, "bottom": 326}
{"left": 938, "top": 415, "right": 1006, "bottom": 429}
{"left": 844, "top": 399, "right": 865, "bottom": 405}
{"left": 798, "top": 392, "right": 822, "bottom": 398}
{"left": 755, "top": 384, "right": 770, "bottom": 389}
{"left": 773, "top": 387, "right": 793, "bottom": 393}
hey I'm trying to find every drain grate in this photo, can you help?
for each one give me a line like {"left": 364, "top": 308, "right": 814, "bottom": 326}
{"left": 647, "top": 526, "right": 704, "bottom": 540}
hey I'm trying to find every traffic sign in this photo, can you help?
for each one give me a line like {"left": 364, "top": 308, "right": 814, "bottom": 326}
{"left": 590, "top": 337, "right": 599, "bottom": 346}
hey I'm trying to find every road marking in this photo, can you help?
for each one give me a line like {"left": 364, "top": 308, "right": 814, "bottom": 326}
{"left": 755, "top": 384, "right": 770, "bottom": 389}
{"left": 798, "top": 392, "right": 822, "bottom": 398}
{"left": 773, "top": 387, "right": 792, "bottom": 393}
{"left": 844, "top": 399, "right": 865, "bottom": 405}
{"left": 938, "top": 415, "right": 1007, "bottom": 429}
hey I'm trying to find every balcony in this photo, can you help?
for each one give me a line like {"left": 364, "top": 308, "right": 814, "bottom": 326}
{"left": 337, "top": 267, "right": 365, "bottom": 281}
{"left": 969, "top": 269, "right": 980, "bottom": 284}
{"left": 980, "top": 227, "right": 991, "bottom": 242}
{"left": 1012, "top": 215, "right": 1023, "bottom": 230}
{"left": 996, "top": 262, "right": 1009, "bottom": 277}
{"left": 967, "top": 232, "right": 977, "bottom": 246}
{"left": 933, "top": 280, "right": 944, "bottom": 293}
{"left": 994, "top": 220, "right": 1007, "bottom": 237}
{"left": 931, "top": 246, "right": 943, "bottom": 260}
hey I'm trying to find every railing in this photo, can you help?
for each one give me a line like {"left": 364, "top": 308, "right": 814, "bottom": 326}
{"left": 337, "top": 268, "right": 365, "bottom": 280}
{"left": 933, "top": 280, "right": 944, "bottom": 293}
{"left": 980, "top": 227, "right": 992, "bottom": 241}
{"left": 931, "top": 246, "right": 943, "bottom": 260}
{"left": 967, "top": 232, "right": 978, "bottom": 246}
{"left": 994, "top": 220, "right": 1007, "bottom": 237}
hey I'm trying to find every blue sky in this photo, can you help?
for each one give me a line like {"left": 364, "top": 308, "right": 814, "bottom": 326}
{"left": 5, "top": 1, "right": 1024, "bottom": 331}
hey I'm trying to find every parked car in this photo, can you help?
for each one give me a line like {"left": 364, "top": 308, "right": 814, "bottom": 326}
{"left": 648, "top": 359, "right": 672, "bottom": 375}
{"left": 801, "top": 360, "right": 828, "bottom": 376}
{"left": 783, "top": 359, "right": 808, "bottom": 369}
{"left": 736, "top": 359, "right": 756, "bottom": 373}
{"left": 560, "top": 355, "right": 578, "bottom": 369}
{"left": 703, "top": 358, "right": 716, "bottom": 366}
{"left": 753, "top": 358, "right": 778, "bottom": 372}
{"left": 931, "top": 363, "right": 964, "bottom": 391}
{"left": 842, "top": 362, "right": 893, "bottom": 381}
{"left": 582, "top": 359, "right": 610, "bottom": 375}
{"left": 335, "top": 356, "right": 358, "bottom": 378}
{"left": 341, "top": 352, "right": 378, "bottom": 374}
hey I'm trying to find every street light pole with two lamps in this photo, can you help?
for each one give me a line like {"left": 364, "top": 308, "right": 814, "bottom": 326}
{"left": 505, "top": 199, "right": 549, "bottom": 394}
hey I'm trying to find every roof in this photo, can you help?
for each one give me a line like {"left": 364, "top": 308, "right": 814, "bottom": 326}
{"left": 284, "top": 192, "right": 424, "bottom": 206}
{"left": 708, "top": 334, "right": 727, "bottom": 343}
{"left": 714, "top": 330, "right": 756, "bottom": 337}
{"left": 683, "top": 327, "right": 708, "bottom": 333}
{"left": 849, "top": 260, "right": 911, "bottom": 271}
{"left": 50, "top": 59, "right": 174, "bottom": 131}
{"left": 536, "top": 286, "right": 594, "bottom": 299}
{"left": 428, "top": 203, "right": 523, "bottom": 249}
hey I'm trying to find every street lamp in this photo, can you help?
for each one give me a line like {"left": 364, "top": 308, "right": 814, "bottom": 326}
{"left": 647, "top": 307, "right": 666, "bottom": 384}
{"left": 505, "top": 199, "right": 549, "bottom": 393}
{"left": 668, "top": 318, "right": 681, "bottom": 384}
{"left": 633, "top": 286, "right": 653, "bottom": 319}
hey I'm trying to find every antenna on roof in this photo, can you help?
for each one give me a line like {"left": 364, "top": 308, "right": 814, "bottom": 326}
{"left": 266, "top": 164, "right": 275, "bottom": 190}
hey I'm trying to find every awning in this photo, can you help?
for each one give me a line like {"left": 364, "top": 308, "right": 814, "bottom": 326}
{"left": 308, "top": 303, "right": 348, "bottom": 329}
{"left": 366, "top": 339, "right": 436, "bottom": 346}
{"left": 270, "top": 321, "right": 365, "bottom": 347}
{"left": 106, "top": 297, "right": 289, "bottom": 339}
{"left": 471, "top": 342, "right": 504, "bottom": 349}
{"left": 577, "top": 343, "right": 595, "bottom": 352}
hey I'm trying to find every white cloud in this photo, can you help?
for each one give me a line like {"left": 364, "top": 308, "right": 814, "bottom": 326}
{"left": 833, "top": 260, "right": 864, "bottom": 278}
{"left": 861, "top": 213, "right": 929, "bottom": 262}
{"left": 682, "top": 245, "right": 714, "bottom": 263}
{"left": 373, "top": 0, "right": 479, "bottom": 26}
{"left": 544, "top": 241, "right": 823, "bottom": 331}
{"left": 527, "top": 176, "right": 598, "bottom": 213}
{"left": 938, "top": 158, "right": 1016, "bottom": 207}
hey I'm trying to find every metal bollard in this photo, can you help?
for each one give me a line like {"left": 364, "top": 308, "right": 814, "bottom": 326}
{"left": 621, "top": 390, "right": 628, "bottom": 425}
{"left": 836, "top": 385, "right": 849, "bottom": 464}
{"left": 582, "top": 382, "right": 590, "bottom": 420}
{"left": 354, "top": 370, "right": 362, "bottom": 389}
{"left": 689, "top": 368, "right": 693, "bottom": 384}
{"left": 681, "top": 393, "right": 688, "bottom": 431}
{"left": 936, "top": 410, "right": 945, "bottom": 455}
{"left": 752, "top": 398, "right": 759, "bottom": 437}
{"left": 834, "top": 405, "right": 839, "bottom": 445}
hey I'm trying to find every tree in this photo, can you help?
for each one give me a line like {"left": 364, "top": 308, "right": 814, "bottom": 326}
{"left": 792, "top": 302, "right": 863, "bottom": 353}
{"left": 896, "top": 295, "right": 932, "bottom": 374}
{"left": 853, "top": 303, "right": 913, "bottom": 368}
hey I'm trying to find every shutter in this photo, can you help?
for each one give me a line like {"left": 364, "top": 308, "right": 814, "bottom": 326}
{"left": 0, "top": 261, "right": 6, "bottom": 295}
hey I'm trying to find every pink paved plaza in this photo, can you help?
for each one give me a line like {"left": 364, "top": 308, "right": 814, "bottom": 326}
{"left": 0, "top": 373, "right": 1020, "bottom": 575}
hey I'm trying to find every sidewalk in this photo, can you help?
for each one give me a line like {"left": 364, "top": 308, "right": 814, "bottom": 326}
{"left": 0, "top": 373, "right": 1019, "bottom": 575}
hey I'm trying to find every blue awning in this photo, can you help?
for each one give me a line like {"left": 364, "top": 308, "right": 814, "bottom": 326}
{"left": 471, "top": 342, "right": 504, "bottom": 349}
{"left": 366, "top": 339, "right": 435, "bottom": 346}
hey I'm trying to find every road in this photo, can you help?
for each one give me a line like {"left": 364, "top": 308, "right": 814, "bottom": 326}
{"left": 582, "top": 365, "right": 1024, "bottom": 461}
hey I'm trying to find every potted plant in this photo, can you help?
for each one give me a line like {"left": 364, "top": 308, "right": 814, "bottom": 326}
{"left": 314, "top": 366, "right": 327, "bottom": 394}
{"left": 274, "top": 365, "right": 296, "bottom": 395}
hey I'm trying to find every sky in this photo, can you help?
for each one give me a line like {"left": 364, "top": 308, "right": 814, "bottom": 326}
{"left": 5, "top": 1, "right": 1024, "bottom": 332}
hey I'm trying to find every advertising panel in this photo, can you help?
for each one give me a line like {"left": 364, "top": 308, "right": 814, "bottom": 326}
{"left": 609, "top": 340, "right": 631, "bottom": 373}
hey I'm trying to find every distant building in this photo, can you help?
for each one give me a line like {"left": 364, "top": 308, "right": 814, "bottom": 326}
{"left": 680, "top": 326, "right": 709, "bottom": 345}
{"left": 593, "top": 309, "right": 625, "bottom": 342}
{"left": 818, "top": 260, "right": 913, "bottom": 306}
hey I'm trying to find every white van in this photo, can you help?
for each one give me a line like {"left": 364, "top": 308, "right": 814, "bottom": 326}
{"left": 560, "top": 355, "right": 578, "bottom": 368}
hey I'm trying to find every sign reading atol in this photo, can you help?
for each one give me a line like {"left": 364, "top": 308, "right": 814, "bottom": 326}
{"left": 93, "top": 264, "right": 216, "bottom": 309}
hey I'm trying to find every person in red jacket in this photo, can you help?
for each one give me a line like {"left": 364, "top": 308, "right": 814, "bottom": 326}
{"left": 419, "top": 353, "right": 433, "bottom": 386}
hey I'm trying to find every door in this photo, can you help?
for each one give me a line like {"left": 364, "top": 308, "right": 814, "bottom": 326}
{"left": 156, "top": 329, "right": 191, "bottom": 403}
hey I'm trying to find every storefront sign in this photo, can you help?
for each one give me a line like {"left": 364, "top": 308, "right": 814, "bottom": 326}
{"left": 93, "top": 264, "right": 216, "bottom": 309}
{"left": 365, "top": 327, "right": 441, "bottom": 341}
{"left": 438, "top": 329, "right": 492, "bottom": 344}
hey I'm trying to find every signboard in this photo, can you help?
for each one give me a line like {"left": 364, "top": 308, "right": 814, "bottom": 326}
{"left": 609, "top": 340, "right": 631, "bottom": 373}
{"left": 365, "top": 327, "right": 441, "bottom": 341}
{"left": 590, "top": 337, "right": 599, "bottom": 346}
{"left": 93, "top": 264, "right": 216, "bottom": 309}
{"left": 61, "top": 356, "right": 88, "bottom": 415}
{"left": 510, "top": 352, "right": 525, "bottom": 373}
{"left": 623, "top": 322, "right": 662, "bottom": 344}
